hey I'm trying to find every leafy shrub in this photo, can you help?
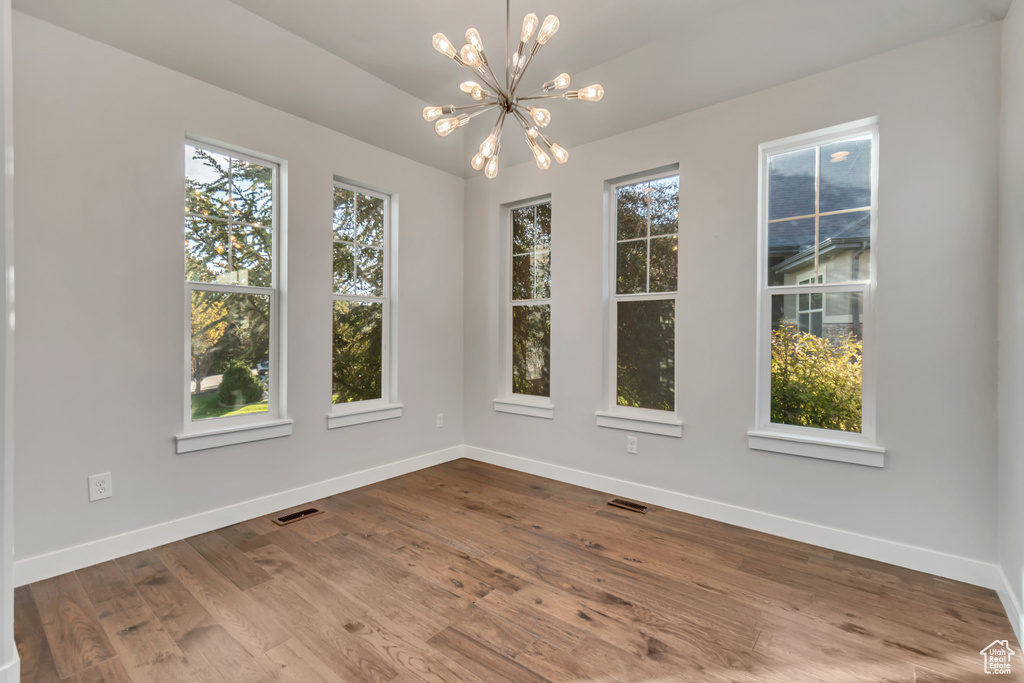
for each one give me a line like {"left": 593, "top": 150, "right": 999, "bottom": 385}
{"left": 218, "top": 359, "right": 265, "bottom": 407}
{"left": 771, "top": 324, "right": 862, "bottom": 432}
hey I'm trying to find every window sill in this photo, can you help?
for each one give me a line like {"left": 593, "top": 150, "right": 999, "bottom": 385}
{"left": 595, "top": 409, "right": 683, "bottom": 437}
{"left": 176, "top": 418, "right": 294, "bottom": 454}
{"left": 327, "top": 402, "right": 403, "bottom": 429}
{"left": 747, "top": 429, "right": 885, "bottom": 467}
{"left": 493, "top": 397, "right": 554, "bottom": 419}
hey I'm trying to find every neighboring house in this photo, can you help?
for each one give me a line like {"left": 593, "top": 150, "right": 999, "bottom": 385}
{"left": 772, "top": 213, "right": 871, "bottom": 342}
{"left": 767, "top": 136, "right": 873, "bottom": 343}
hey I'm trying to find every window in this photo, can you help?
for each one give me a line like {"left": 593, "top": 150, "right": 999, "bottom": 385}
{"left": 179, "top": 141, "right": 290, "bottom": 453}
{"left": 328, "top": 181, "right": 400, "bottom": 428}
{"left": 495, "top": 199, "right": 553, "bottom": 419}
{"left": 597, "top": 169, "right": 682, "bottom": 437}
{"left": 750, "top": 119, "right": 883, "bottom": 466}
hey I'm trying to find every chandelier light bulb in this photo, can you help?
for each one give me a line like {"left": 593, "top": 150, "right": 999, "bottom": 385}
{"left": 553, "top": 73, "right": 571, "bottom": 89}
{"left": 536, "top": 15, "right": 560, "bottom": 45}
{"left": 549, "top": 143, "right": 569, "bottom": 164}
{"left": 471, "top": 152, "right": 486, "bottom": 170}
{"left": 479, "top": 133, "right": 498, "bottom": 158}
{"left": 432, "top": 33, "right": 456, "bottom": 58}
{"left": 422, "top": 106, "right": 444, "bottom": 122}
{"left": 532, "top": 145, "right": 551, "bottom": 170}
{"left": 459, "top": 81, "right": 479, "bottom": 94}
{"left": 460, "top": 44, "right": 483, "bottom": 69}
{"left": 435, "top": 115, "right": 467, "bottom": 137}
{"left": 465, "top": 28, "right": 485, "bottom": 52}
{"left": 575, "top": 84, "right": 605, "bottom": 101}
{"left": 521, "top": 13, "right": 539, "bottom": 42}
{"left": 484, "top": 154, "right": 500, "bottom": 179}
{"left": 529, "top": 107, "right": 552, "bottom": 127}
{"left": 526, "top": 126, "right": 539, "bottom": 139}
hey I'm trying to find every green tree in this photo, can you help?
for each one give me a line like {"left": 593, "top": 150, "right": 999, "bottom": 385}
{"left": 771, "top": 324, "right": 862, "bottom": 432}
{"left": 190, "top": 292, "right": 227, "bottom": 395}
{"left": 218, "top": 359, "right": 265, "bottom": 407}
{"left": 332, "top": 301, "right": 382, "bottom": 403}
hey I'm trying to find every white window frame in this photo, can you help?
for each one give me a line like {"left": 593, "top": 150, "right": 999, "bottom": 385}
{"left": 596, "top": 166, "right": 683, "bottom": 437}
{"left": 177, "top": 139, "right": 291, "bottom": 454}
{"left": 327, "top": 178, "right": 401, "bottom": 429}
{"left": 494, "top": 196, "right": 554, "bottom": 419}
{"left": 749, "top": 118, "right": 884, "bottom": 466}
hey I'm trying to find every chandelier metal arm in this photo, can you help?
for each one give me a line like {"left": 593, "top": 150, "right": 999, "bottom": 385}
{"left": 469, "top": 66, "right": 504, "bottom": 95}
{"left": 516, "top": 93, "right": 565, "bottom": 102}
{"left": 509, "top": 46, "right": 539, "bottom": 94}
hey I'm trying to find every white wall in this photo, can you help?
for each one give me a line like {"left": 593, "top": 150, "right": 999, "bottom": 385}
{"left": 11, "top": 12, "right": 465, "bottom": 571}
{"left": 999, "top": 0, "right": 1024, "bottom": 639}
{"left": 0, "top": 0, "right": 17, "bottom": 678}
{"left": 465, "top": 24, "right": 1001, "bottom": 569}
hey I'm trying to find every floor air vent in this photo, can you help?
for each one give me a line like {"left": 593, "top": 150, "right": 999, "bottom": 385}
{"left": 271, "top": 507, "right": 324, "bottom": 526}
{"left": 608, "top": 498, "right": 649, "bottom": 514}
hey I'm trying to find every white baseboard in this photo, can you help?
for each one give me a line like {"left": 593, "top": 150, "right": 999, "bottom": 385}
{"left": 996, "top": 566, "right": 1024, "bottom": 646}
{"left": 464, "top": 446, "right": 1002, "bottom": 590}
{"left": 0, "top": 649, "right": 18, "bottom": 683}
{"left": 14, "top": 445, "right": 464, "bottom": 586}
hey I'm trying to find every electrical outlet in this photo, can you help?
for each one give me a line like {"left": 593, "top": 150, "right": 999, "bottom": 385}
{"left": 626, "top": 436, "right": 638, "bottom": 454}
{"left": 436, "top": 413, "right": 444, "bottom": 428}
{"left": 88, "top": 472, "right": 112, "bottom": 502}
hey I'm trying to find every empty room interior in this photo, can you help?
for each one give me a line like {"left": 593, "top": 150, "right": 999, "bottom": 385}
{"left": 1, "top": 0, "right": 1024, "bottom": 680}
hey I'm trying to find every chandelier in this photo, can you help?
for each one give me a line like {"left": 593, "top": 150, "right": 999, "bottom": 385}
{"left": 422, "top": 1, "right": 604, "bottom": 178}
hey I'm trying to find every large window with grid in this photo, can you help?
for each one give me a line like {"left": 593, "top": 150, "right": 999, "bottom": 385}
{"left": 330, "top": 181, "right": 398, "bottom": 426}
{"left": 610, "top": 172, "right": 679, "bottom": 415}
{"left": 510, "top": 201, "right": 551, "bottom": 398}
{"left": 753, "top": 119, "right": 881, "bottom": 463}
{"left": 184, "top": 142, "right": 280, "bottom": 433}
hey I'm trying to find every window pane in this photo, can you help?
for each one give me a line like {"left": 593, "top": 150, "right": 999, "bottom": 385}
{"left": 819, "top": 211, "right": 871, "bottom": 282}
{"left": 190, "top": 290, "right": 269, "bottom": 421}
{"left": 231, "top": 223, "right": 273, "bottom": 287}
{"left": 616, "top": 184, "right": 647, "bottom": 240}
{"left": 333, "top": 242, "right": 356, "bottom": 294}
{"left": 649, "top": 176, "right": 679, "bottom": 236}
{"left": 185, "top": 145, "right": 231, "bottom": 221}
{"left": 770, "top": 292, "right": 863, "bottom": 433}
{"left": 333, "top": 187, "right": 357, "bottom": 241}
{"left": 649, "top": 235, "right": 678, "bottom": 293}
{"left": 768, "top": 147, "right": 815, "bottom": 220}
{"left": 535, "top": 202, "right": 551, "bottom": 251}
{"left": 185, "top": 217, "right": 230, "bottom": 283}
{"left": 616, "top": 241, "right": 647, "bottom": 294}
{"left": 534, "top": 250, "right": 551, "bottom": 300}
{"left": 333, "top": 300, "right": 383, "bottom": 403}
{"left": 512, "top": 304, "right": 550, "bottom": 397}
{"left": 333, "top": 188, "right": 385, "bottom": 248}
{"left": 767, "top": 217, "right": 815, "bottom": 286}
{"left": 512, "top": 254, "right": 533, "bottom": 300}
{"left": 334, "top": 243, "right": 384, "bottom": 297}
{"left": 820, "top": 137, "right": 871, "bottom": 213}
{"left": 357, "top": 245, "right": 385, "bottom": 297}
{"left": 231, "top": 157, "right": 273, "bottom": 227}
{"left": 617, "top": 299, "right": 674, "bottom": 411}
{"left": 512, "top": 206, "right": 533, "bottom": 255}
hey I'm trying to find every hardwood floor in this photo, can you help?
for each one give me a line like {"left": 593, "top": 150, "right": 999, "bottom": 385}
{"left": 14, "top": 459, "right": 1022, "bottom": 682}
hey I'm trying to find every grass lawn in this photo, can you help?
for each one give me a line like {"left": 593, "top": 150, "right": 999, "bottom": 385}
{"left": 190, "top": 392, "right": 268, "bottom": 420}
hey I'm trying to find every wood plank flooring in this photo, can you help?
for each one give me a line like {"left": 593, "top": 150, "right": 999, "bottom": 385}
{"left": 15, "top": 459, "right": 1022, "bottom": 682}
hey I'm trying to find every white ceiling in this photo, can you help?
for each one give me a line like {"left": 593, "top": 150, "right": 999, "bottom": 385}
{"left": 14, "top": 0, "right": 1013, "bottom": 176}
